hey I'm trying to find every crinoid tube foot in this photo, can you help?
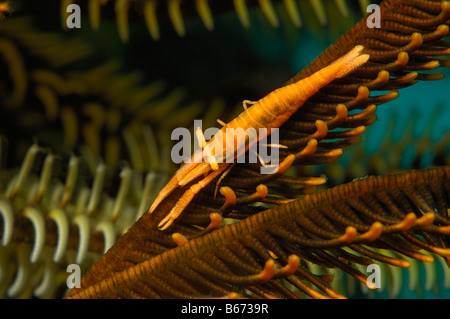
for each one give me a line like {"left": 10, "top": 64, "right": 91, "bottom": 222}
{"left": 356, "top": 222, "right": 383, "bottom": 243}
{"left": 273, "top": 255, "right": 300, "bottom": 278}
{"left": 257, "top": 259, "right": 276, "bottom": 282}
{"left": 189, "top": 213, "right": 224, "bottom": 239}
{"left": 235, "top": 184, "right": 268, "bottom": 205}
{"left": 338, "top": 226, "right": 357, "bottom": 245}
{"left": 217, "top": 186, "right": 236, "bottom": 216}
{"left": 392, "top": 212, "right": 417, "bottom": 232}
{"left": 172, "top": 232, "right": 189, "bottom": 246}
{"left": 414, "top": 212, "right": 435, "bottom": 227}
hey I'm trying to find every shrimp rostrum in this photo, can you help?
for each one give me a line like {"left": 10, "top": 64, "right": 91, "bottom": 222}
{"left": 149, "top": 45, "right": 370, "bottom": 230}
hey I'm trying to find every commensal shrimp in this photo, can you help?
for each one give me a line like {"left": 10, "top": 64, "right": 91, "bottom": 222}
{"left": 149, "top": 45, "right": 370, "bottom": 230}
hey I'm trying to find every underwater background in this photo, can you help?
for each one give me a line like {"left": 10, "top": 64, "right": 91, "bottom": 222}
{"left": 0, "top": 0, "right": 449, "bottom": 298}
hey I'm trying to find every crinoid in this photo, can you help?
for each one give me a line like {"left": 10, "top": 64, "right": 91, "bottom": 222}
{"left": 60, "top": 0, "right": 373, "bottom": 41}
{"left": 66, "top": 0, "right": 450, "bottom": 299}
{"left": 0, "top": 0, "right": 449, "bottom": 300}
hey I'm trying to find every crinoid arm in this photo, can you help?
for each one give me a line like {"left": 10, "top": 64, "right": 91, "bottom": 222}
{"left": 66, "top": 166, "right": 450, "bottom": 299}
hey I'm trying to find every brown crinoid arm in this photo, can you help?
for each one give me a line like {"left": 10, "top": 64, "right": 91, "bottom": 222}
{"left": 66, "top": 166, "right": 450, "bottom": 298}
{"left": 173, "top": 0, "right": 450, "bottom": 225}
{"left": 289, "top": 0, "right": 450, "bottom": 79}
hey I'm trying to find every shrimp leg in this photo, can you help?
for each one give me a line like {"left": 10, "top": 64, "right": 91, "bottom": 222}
{"left": 242, "top": 100, "right": 256, "bottom": 110}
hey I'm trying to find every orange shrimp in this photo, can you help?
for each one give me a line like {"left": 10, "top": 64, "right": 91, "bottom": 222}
{"left": 149, "top": 45, "right": 370, "bottom": 230}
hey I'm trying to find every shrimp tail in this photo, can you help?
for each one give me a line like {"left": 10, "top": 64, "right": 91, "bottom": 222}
{"left": 147, "top": 173, "right": 181, "bottom": 214}
{"left": 148, "top": 159, "right": 215, "bottom": 214}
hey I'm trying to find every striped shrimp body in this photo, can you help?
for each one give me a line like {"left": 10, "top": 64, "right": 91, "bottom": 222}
{"left": 150, "top": 45, "right": 370, "bottom": 230}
